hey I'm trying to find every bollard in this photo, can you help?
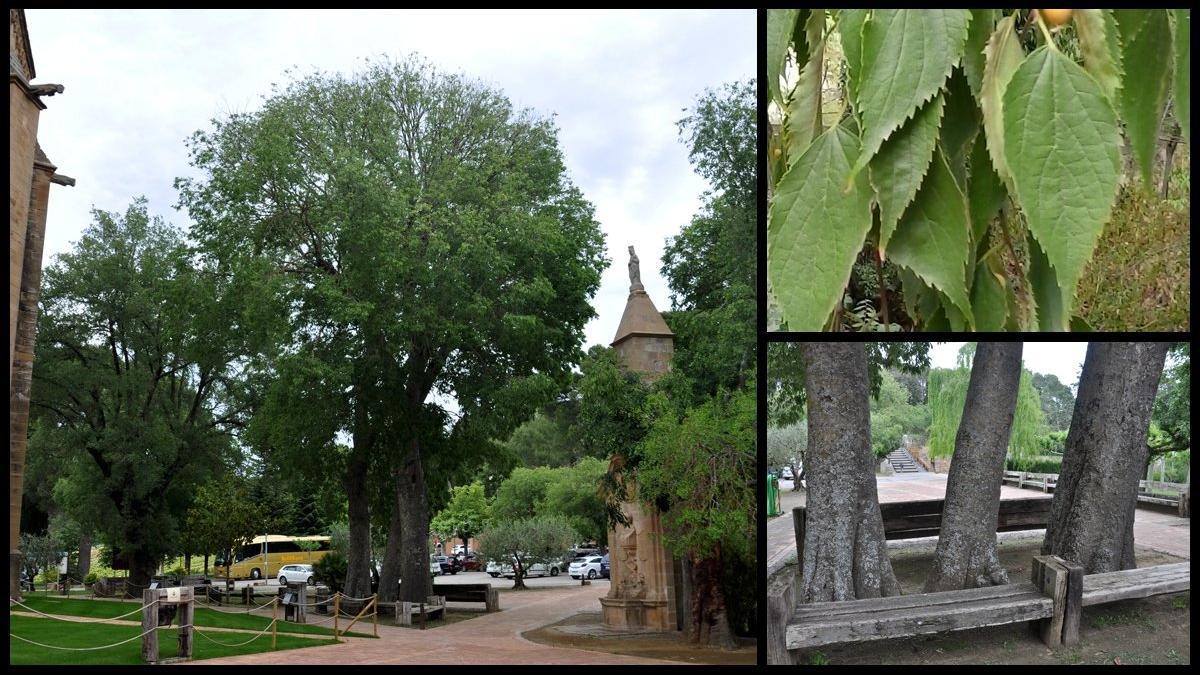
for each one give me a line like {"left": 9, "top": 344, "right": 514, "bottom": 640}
{"left": 373, "top": 598, "right": 378, "bottom": 637}
{"left": 419, "top": 602, "right": 426, "bottom": 630}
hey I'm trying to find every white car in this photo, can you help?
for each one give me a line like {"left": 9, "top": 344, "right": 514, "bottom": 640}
{"left": 278, "top": 564, "right": 314, "bottom": 585}
{"left": 780, "top": 467, "right": 794, "bottom": 480}
{"left": 568, "top": 556, "right": 604, "bottom": 580}
{"left": 486, "top": 558, "right": 561, "bottom": 578}
{"left": 430, "top": 556, "right": 442, "bottom": 576}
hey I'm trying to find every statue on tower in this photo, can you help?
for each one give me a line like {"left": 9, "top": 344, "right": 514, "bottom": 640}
{"left": 628, "top": 245, "right": 643, "bottom": 291}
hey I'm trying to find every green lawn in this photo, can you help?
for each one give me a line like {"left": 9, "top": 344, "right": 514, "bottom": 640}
{"left": 9, "top": 614, "right": 329, "bottom": 665}
{"left": 15, "top": 596, "right": 375, "bottom": 639}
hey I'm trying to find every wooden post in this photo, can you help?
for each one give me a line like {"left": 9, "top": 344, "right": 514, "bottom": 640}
{"left": 176, "top": 587, "right": 194, "bottom": 660}
{"left": 373, "top": 597, "right": 378, "bottom": 637}
{"left": 419, "top": 602, "right": 426, "bottom": 630}
{"left": 142, "top": 588, "right": 159, "bottom": 664}
{"left": 333, "top": 593, "right": 340, "bottom": 642}
{"left": 1031, "top": 555, "right": 1069, "bottom": 647}
{"left": 792, "top": 507, "right": 806, "bottom": 570}
{"left": 271, "top": 596, "right": 278, "bottom": 649}
{"left": 1054, "top": 557, "right": 1084, "bottom": 646}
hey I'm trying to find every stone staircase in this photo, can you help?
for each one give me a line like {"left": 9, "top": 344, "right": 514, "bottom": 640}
{"left": 886, "top": 447, "right": 923, "bottom": 473}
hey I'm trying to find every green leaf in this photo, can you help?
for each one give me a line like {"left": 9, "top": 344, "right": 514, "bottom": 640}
{"left": 1114, "top": 10, "right": 1173, "bottom": 188}
{"left": 963, "top": 9, "right": 996, "bottom": 100}
{"left": 1074, "top": 9, "right": 1123, "bottom": 103}
{"left": 785, "top": 22, "right": 825, "bottom": 163}
{"left": 970, "top": 255, "right": 1008, "bottom": 331}
{"left": 1028, "top": 234, "right": 1067, "bottom": 331}
{"left": 1003, "top": 47, "right": 1120, "bottom": 329}
{"left": 768, "top": 126, "right": 874, "bottom": 332}
{"left": 967, "top": 132, "right": 1005, "bottom": 256}
{"left": 887, "top": 148, "right": 974, "bottom": 329}
{"left": 849, "top": 9, "right": 972, "bottom": 181}
{"left": 980, "top": 15, "right": 1026, "bottom": 191}
{"left": 1175, "top": 9, "right": 1190, "bottom": 144}
{"left": 838, "top": 9, "right": 869, "bottom": 110}
{"left": 939, "top": 67, "right": 982, "bottom": 186}
{"left": 870, "top": 93, "right": 945, "bottom": 253}
{"left": 767, "top": 10, "right": 801, "bottom": 105}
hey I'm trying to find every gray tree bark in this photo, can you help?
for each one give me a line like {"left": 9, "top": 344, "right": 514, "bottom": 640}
{"left": 395, "top": 440, "right": 432, "bottom": 603}
{"left": 925, "top": 342, "right": 1023, "bottom": 592}
{"left": 799, "top": 342, "right": 899, "bottom": 602}
{"left": 1042, "top": 342, "right": 1169, "bottom": 573}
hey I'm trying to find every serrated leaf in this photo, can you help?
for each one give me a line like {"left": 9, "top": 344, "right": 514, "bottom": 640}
{"left": 768, "top": 126, "right": 874, "bottom": 331}
{"left": 963, "top": 9, "right": 996, "bottom": 100}
{"left": 1003, "top": 47, "right": 1120, "bottom": 330}
{"left": 898, "top": 267, "right": 937, "bottom": 326}
{"left": 980, "top": 15, "right": 1025, "bottom": 192}
{"left": 767, "top": 9, "right": 800, "bottom": 105}
{"left": 1074, "top": 9, "right": 1123, "bottom": 103}
{"left": 1175, "top": 9, "right": 1190, "bottom": 144}
{"left": 940, "top": 67, "right": 982, "bottom": 186}
{"left": 1114, "top": 10, "right": 1173, "bottom": 188}
{"left": 838, "top": 9, "right": 869, "bottom": 110}
{"left": 1028, "top": 234, "right": 1067, "bottom": 331}
{"left": 970, "top": 255, "right": 1008, "bottom": 331}
{"left": 887, "top": 148, "right": 974, "bottom": 329}
{"left": 967, "top": 132, "right": 1005, "bottom": 256}
{"left": 871, "top": 93, "right": 944, "bottom": 253}
{"left": 785, "top": 24, "right": 825, "bottom": 163}
{"left": 849, "top": 9, "right": 972, "bottom": 182}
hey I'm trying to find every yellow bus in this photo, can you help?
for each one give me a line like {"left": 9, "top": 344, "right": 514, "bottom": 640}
{"left": 214, "top": 535, "right": 332, "bottom": 580}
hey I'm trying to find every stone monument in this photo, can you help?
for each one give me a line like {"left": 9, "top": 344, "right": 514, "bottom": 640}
{"left": 599, "top": 246, "right": 677, "bottom": 632}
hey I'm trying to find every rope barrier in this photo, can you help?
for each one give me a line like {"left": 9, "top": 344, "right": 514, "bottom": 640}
{"left": 9, "top": 624, "right": 161, "bottom": 651}
{"left": 9, "top": 598, "right": 157, "bottom": 624}
{"left": 192, "top": 619, "right": 279, "bottom": 648}
{"left": 337, "top": 593, "right": 377, "bottom": 602}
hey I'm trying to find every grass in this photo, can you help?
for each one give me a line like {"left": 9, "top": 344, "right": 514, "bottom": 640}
{"left": 1089, "top": 607, "right": 1156, "bottom": 630}
{"left": 8, "top": 614, "right": 327, "bottom": 665}
{"left": 1170, "top": 595, "right": 1188, "bottom": 610}
{"left": 15, "top": 595, "right": 376, "bottom": 639}
{"left": 805, "top": 650, "right": 830, "bottom": 665}
{"left": 1076, "top": 183, "right": 1190, "bottom": 331}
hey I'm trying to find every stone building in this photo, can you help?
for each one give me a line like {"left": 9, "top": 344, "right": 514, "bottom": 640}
{"left": 599, "top": 247, "right": 678, "bottom": 632}
{"left": 10, "top": 8, "right": 73, "bottom": 598}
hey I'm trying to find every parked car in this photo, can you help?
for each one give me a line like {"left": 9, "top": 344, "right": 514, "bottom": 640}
{"left": 430, "top": 555, "right": 442, "bottom": 577}
{"left": 780, "top": 466, "right": 794, "bottom": 480}
{"left": 487, "top": 557, "right": 562, "bottom": 579}
{"left": 600, "top": 554, "right": 610, "bottom": 579}
{"left": 277, "top": 564, "right": 315, "bottom": 586}
{"left": 440, "top": 555, "right": 462, "bottom": 575}
{"left": 568, "top": 556, "right": 604, "bottom": 580}
{"left": 458, "top": 552, "right": 483, "bottom": 572}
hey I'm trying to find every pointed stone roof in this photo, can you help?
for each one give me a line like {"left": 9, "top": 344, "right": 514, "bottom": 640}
{"left": 611, "top": 289, "right": 673, "bottom": 347}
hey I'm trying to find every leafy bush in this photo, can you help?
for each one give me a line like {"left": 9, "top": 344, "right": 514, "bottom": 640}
{"left": 83, "top": 571, "right": 99, "bottom": 585}
{"left": 36, "top": 568, "right": 60, "bottom": 585}
{"left": 1037, "top": 430, "right": 1068, "bottom": 455}
{"left": 1006, "top": 456, "right": 1062, "bottom": 474}
{"left": 313, "top": 550, "right": 347, "bottom": 593}
{"left": 165, "top": 564, "right": 188, "bottom": 578}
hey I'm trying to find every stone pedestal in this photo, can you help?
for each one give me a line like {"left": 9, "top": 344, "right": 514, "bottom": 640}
{"left": 600, "top": 493, "right": 677, "bottom": 632}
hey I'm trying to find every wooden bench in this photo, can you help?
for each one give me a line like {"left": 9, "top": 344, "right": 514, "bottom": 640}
{"left": 793, "top": 498, "right": 1052, "bottom": 567}
{"left": 395, "top": 596, "right": 446, "bottom": 626}
{"left": 776, "top": 559, "right": 1190, "bottom": 662}
{"left": 1002, "top": 471, "right": 1058, "bottom": 492}
{"left": 432, "top": 583, "right": 500, "bottom": 612}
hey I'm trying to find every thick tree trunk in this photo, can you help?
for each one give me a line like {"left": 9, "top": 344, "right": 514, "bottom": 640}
{"left": 128, "top": 550, "right": 156, "bottom": 597}
{"left": 396, "top": 440, "right": 431, "bottom": 603}
{"left": 688, "top": 548, "right": 738, "bottom": 649}
{"left": 925, "top": 342, "right": 1023, "bottom": 592}
{"left": 203, "top": 553, "right": 209, "bottom": 578}
{"left": 77, "top": 530, "right": 92, "bottom": 582}
{"left": 343, "top": 440, "right": 373, "bottom": 600}
{"left": 1042, "top": 342, "right": 1169, "bottom": 573}
{"left": 377, "top": 479, "right": 404, "bottom": 604}
{"left": 798, "top": 342, "right": 899, "bottom": 602}
{"left": 184, "top": 552, "right": 192, "bottom": 574}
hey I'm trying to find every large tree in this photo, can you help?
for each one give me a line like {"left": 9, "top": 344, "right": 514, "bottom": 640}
{"left": 1042, "top": 342, "right": 1169, "bottom": 573}
{"left": 28, "top": 201, "right": 249, "bottom": 590}
{"left": 178, "top": 57, "right": 607, "bottom": 603}
{"left": 1030, "top": 372, "right": 1075, "bottom": 432}
{"left": 798, "top": 342, "right": 898, "bottom": 602}
{"left": 925, "top": 342, "right": 1023, "bottom": 592}
{"left": 429, "top": 482, "right": 490, "bottom": 553}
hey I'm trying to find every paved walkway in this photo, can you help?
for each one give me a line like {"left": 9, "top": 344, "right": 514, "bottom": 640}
{"left": 767, "top": 473, "right": 1191, "bottom": 575}
{"left": 189, "top": 582, "right": 676, "bottom": 665}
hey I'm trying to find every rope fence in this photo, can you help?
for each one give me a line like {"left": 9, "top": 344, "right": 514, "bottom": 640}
{"left": 192, "top": 620, "right": 278, "bottom": 648}
{"left": 9, "top": 598, "right": 157, "bottom": 624}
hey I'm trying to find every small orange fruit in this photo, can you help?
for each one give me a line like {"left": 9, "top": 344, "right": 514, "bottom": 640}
{"left": 1039, "top": 9, "right": 1074, "bottom": 27}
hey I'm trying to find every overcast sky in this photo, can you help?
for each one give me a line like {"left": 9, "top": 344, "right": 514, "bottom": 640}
{"left": 930, "top": 342, "right": 1088, "bottom": 388}
{"left": 25, "top": 9, "right": 755, "bottom": 351}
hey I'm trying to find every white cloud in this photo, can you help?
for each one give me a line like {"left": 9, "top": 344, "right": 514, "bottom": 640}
{"left": 24, "top": 9, "right": 755, "bottom": 352}
{"left": 929, "top": 342, "right": 1089, "bottom": 387}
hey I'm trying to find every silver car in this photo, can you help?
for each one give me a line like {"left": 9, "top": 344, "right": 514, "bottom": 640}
{"left": 278, "top": 564, "right": 314, "bottom": 585}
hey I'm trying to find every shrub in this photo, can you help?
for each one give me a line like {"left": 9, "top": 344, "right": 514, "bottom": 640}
{"left": 35, "top": 568, "right": 60, "bottom": 585}
{"left": 83, "top": 571, "right": 99, "bottom": 585}
{"left": 1006, "top": 456, "right": 1062, "bottom": 474}
{"left": 313, "top": 550, "right": 347, "bottom": 593}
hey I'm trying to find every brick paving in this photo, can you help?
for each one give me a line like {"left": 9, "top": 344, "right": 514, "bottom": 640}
{"left": 188, "top": 581, "right": 676, "bottom": 665}
{"left": 767, "top": 473, "right": 1191, "bottom": 574}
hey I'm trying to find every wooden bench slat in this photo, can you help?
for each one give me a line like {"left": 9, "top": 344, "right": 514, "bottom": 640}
{"left": 1080, "top": 563, "right": 1190, "bottom": 606}
{"left": 786, "top": 590, "right": 1053, "bottom": 649}
{"left": 793, "top": 582, "right": 1044, "bottom": 618}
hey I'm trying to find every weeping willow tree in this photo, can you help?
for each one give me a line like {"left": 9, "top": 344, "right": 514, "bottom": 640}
{"left": 927, "top": 345, "right": 1046, "bottom": 462}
